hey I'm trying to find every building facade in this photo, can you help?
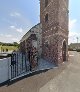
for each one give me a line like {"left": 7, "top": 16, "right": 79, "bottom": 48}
{"left": 20, "top": 0, "right": 69, "bottom": 66}
{"left": 40, "top": 0, "right": 69, "bottom": 65}
{"left": 20, "top": 23, "right": 42, "bottom": 58}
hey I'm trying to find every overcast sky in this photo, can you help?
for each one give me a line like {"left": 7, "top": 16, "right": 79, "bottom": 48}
{"left": 0, "top": 0, "right": 80, "bottom": 44}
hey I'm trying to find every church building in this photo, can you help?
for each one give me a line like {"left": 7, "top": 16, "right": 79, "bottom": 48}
{"left": 20, "top": 0, "right": 69, "bottom": 66}
{"left": 40, "top": 0, "right": 69, "bottom": 65}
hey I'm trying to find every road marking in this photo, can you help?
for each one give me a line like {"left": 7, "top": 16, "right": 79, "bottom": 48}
{"left": 69, "top": 55, "right": 74, "bottom": 57}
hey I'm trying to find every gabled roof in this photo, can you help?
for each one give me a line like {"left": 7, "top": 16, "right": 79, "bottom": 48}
{"left": 20, "top": 23, "right": 42, "bottom": 42}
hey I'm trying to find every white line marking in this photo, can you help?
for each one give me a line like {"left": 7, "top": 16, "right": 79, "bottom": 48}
{"left": 69, "top": 55, "right": 74, "bottom": 57}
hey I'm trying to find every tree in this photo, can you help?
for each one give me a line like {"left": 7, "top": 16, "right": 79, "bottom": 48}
{"left": 13, "top": 42, "right": 19, "bottom": 47}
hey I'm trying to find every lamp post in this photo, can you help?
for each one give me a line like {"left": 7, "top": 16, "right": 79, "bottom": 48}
{"left": 76, "top": 37, "right": 79, "bottom": 50}
{"left": 77, "top": 37, "right": 79, "bottom": 43}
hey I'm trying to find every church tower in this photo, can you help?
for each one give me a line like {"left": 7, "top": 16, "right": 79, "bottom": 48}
{"left": 40, "top": 0, "right": 69, "bottom": 65}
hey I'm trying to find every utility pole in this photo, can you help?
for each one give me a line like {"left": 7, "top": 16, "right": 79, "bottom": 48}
{"left": 76, "top": 37, "right": 79, "bottom": 50}
{"left": 77, "top": 37, "right": 79, "bottom": 43}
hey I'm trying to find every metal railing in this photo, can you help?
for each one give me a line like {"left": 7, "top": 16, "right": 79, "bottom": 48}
{"left": 10, "top": 52, "right": 30, "bottom": 79}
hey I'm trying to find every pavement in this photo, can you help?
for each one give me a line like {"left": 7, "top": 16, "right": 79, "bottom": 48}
{"left": 0, "top": 51, "right": 80, "bottom": 92}
{"left": 39, "top": 51, "right": 80, "bottom": 92}
{"left": 36, "top": 59, "right": 55, "bottom": 70}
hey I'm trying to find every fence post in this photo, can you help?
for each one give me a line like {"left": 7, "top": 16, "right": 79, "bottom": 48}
{"left": 14, "top": 53, "right": 16, "bottom": 77}
{"left": 22, "top": 53, "right": 23, "bottom": 71}
{"left": 25, "top": 54, "right": 27, "bottom": 72}
{"left": 11, "top": 54, "right": 13, "bottom": 79}
{"left": 16, "top": 52, "right": 18, "bottom": 76}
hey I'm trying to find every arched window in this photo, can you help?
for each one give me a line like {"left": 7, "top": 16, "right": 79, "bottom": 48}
{"left": 45, "top": 13, "right": 48, "bottom": 22}
{"left": 45, "top": 0, "right": 48, "bottom": 7}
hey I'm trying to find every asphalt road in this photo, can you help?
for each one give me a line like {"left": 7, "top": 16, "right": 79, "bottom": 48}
{"left": 40, "top": 51, "right": 80, "bottom": 92}
{"left": 0, "top": 51, "right": 80, "bottom": 92}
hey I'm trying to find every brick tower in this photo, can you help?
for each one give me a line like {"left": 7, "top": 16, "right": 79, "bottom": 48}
{"left": 40, "top": 0, "right": 69, "bottom": 65}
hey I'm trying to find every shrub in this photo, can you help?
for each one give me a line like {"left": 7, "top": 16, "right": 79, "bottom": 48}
{"left": 76, "top": 49, "right": 80, "bottom": 52}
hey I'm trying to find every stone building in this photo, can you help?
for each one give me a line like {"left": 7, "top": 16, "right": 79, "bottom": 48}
{"left": 20, "top": 0, "right": 69, "bottom": 65}
{"left": 20, "top": 23, "right": 42, "bottom": 58}
{"left": 40, "top": 0, "right": 69, "bottom": 65}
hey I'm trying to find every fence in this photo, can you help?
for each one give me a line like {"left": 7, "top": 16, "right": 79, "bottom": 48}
{"left": 0, "top": 51, "right": 38, "bottom": 84}
{"left": 10, "top": 52, "right": 31, "bottom": 79}
{"left": 0, "top": 52, "right": 31, "bottom": 84}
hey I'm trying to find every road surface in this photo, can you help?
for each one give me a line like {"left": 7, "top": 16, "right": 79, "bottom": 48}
{"left": 39, "top": 51, "right": 80, "bottom": 92}
{"left": 0, "top": 51, "right": 80, "bottom": 92}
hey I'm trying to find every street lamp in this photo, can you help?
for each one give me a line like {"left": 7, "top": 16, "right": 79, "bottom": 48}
{"left": 76, "top": 37, "right": 79, "bottom": 50}
{"left": 76, "top": 37, "right": 79, "bottom": 43}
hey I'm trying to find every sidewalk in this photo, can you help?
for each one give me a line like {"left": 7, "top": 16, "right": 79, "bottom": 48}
{"left": 36, "top": 59, "right": 55, "bottom": 71}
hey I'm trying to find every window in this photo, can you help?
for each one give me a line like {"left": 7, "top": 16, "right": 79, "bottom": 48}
{"left": 45, "top": 0, "right": 48, "bottom": 7}
{"left": 45, "top": 13, "right": 48, "bottom": 22}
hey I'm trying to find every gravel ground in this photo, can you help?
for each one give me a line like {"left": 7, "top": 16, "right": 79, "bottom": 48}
{"left": 0, "top": 51, "right": 79, "bottom": 92}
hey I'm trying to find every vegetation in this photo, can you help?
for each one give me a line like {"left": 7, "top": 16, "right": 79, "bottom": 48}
{"left": 76, "top": 49, "right": 80, "bottom": 52}
{"left": 68, "top": 43, "right": 80, "bottom": 52}
{"left": 0, "top": 42, "right": 19, "bottom": 52}
{"left": 0, "top": 42, "right": 19, "bottom": 46}
{"left": 68, "top": 48, "right": 80, "bottom": 52}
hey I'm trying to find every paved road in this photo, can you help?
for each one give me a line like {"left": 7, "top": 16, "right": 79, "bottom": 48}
{"left": 39, "top": 51, "right": 80, "bottom": 92}
{"left": 0, "top": 51, "right": 80, "bottom": 92}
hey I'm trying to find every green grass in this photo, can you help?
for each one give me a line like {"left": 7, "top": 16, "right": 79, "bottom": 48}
{"left": 0, "top": 45, "right": 18, "bottom": 52}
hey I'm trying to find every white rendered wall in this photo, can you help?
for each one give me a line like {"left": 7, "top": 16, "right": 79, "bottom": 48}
{"left": 0, "top": 58, "right": 11, "bottom": 83}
